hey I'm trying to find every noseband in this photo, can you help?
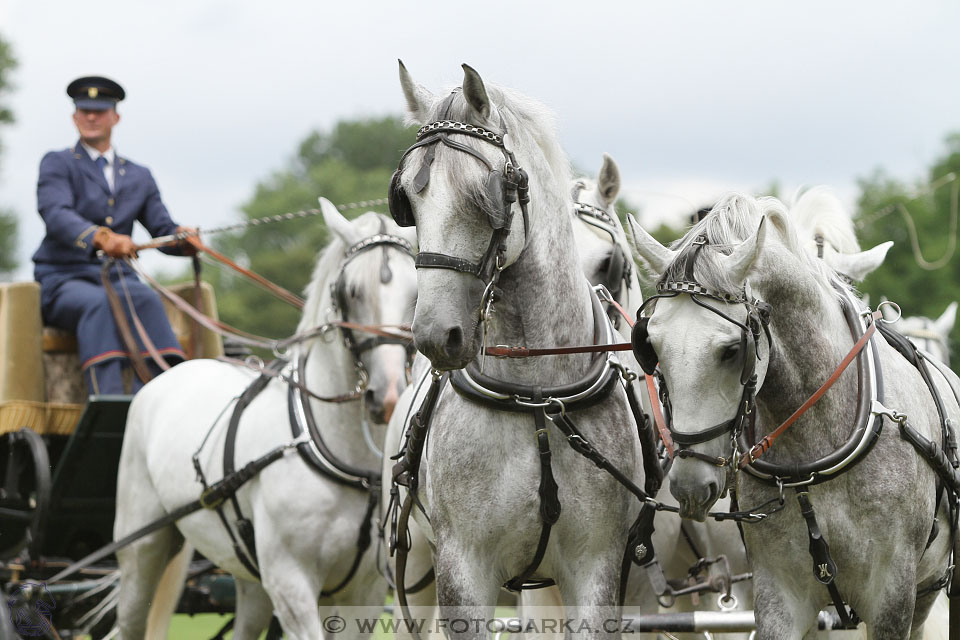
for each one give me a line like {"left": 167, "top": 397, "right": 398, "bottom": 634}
{"left": 631, "top": 235, "right": 772, "bottom": 468}
{"left": 389, "top": 92, "right": 530, "bottom": 296}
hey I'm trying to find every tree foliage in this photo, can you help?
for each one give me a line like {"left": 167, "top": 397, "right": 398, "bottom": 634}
{"left": 855, "top": 133, "right": 960, "bottom": 354}
{"left": 202, "top": 116, "right": 416, "bottom": 339}
{"left": 0, "top": 35, "right": 17, "bottom": 276}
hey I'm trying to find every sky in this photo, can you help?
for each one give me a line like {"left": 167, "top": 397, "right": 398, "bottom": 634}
{"left": 1, "top": 0, "right": 958, "bottom": 281}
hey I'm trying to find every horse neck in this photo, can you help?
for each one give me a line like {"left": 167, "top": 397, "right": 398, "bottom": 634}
{"left": 300, "top": 336, "right": 381, "bottom": 472}
{"left": 481, "top": 187, "right": 598, "bottom": 385}
{"left": 754, "top": 259, "right": 860, "bottom": 459}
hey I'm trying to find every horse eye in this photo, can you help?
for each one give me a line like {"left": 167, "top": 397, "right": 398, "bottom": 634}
{"left": 720, "top": 344, "right": 740, "bottom": 362}
{"left": 349, "top": 285, "right": 361, "bottom": 299}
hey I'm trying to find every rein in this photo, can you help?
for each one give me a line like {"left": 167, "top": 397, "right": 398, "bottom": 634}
{"left": 740, "top": 309, "right": 881, "bottom": 469}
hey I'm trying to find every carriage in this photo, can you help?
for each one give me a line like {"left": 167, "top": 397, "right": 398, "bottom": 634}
{"left": 0, "top": 279, "right": 233, "bottom": 639}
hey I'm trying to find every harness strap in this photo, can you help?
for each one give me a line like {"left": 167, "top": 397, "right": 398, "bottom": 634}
{"left": 48, "top": 439, "right": 292, "bottom": 583}
{"left": 504, "top": 388, "right": 561, "bottom": 592}
{"left": 320, "top": 490, "right": 379, "bottom": 597}
{"left": 795, "top": 491, "right": 860, "bottom": 628}
{"left": 100, "top": 260, "right": 155, "bottom": 384}
{"left": 740, "top": 310, "right": 882, "bottom": 468}
{"left": 219, "top": 359, "right": 289, "bottom": 577}
{"left": 625, "top": 380, "right": 663, "bottom": 496}
{"left": 392, "top": 372, "right": 447, "bottom": 640}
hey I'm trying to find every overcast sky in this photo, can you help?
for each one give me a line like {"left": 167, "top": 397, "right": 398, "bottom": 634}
{"left": 1, "top": 0, "right": 958, "bottom": 281}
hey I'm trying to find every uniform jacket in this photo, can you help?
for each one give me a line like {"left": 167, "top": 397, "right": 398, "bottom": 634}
{"left": 33, "top": 140, "right": 181, "bottom": 277}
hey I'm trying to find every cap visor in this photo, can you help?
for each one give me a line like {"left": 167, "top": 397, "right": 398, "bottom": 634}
{"left": 74, "top": 98, "right": 116, "bottom": 111}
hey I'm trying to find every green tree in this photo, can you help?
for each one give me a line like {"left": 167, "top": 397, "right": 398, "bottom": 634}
{"left": 0, "top": 35, "right": 18, "bottom": 276}
{"left": 203, "top": 116, "right": 416, "bottom": 340}
{"left": 855, "top": 133, "right": 960, "bottom": 353}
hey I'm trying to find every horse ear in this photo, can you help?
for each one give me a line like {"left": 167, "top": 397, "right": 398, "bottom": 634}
{"left": 319, "top": 197, "right": 362, "bottom": 247}
{"left": 723, "top": 216, "right": 767, "bottom": 285}
{"left": 826, "top": 240, "right": 893, "bottom": 281}
{"left": 398, "top": 60, "right": 435, "bottom": 125}
{"left": 461, "top": 63, "right": 490, "bottom": 119}
{"left": 625, "top": 213, "right": 674, "bottom": 274}
{"left": 935, "top": 301, "right": 958, "bottom": 336}
{"left": 597, "top": 153, "right": 621, "bottom": 206}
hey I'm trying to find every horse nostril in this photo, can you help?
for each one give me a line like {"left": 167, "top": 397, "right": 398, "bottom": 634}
{"left": 444, "top": 326, "right": 464, "bottom": 357}
{"left": 706, "top": 480, "right": 719, "bottom": 506}
{"left": 364, "top": 388, "right": 377, "bottom": 406}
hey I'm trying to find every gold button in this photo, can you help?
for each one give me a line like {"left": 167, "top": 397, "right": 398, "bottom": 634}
{"left": 105, "top": 216, "right": 113, "bottom": 224}
{"left": 107, "top": 198, "right": 115, "bottom": 206}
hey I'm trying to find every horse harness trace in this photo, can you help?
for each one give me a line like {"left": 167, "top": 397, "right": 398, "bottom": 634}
{"left": 630, "top": 233, "right": 960, "bottom": 624}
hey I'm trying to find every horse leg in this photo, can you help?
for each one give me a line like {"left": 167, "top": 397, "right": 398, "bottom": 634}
{"left": 752, "top": 571, "right": 819, "bottom": 639}
{"left": 434, "top": 546, "right": 500, "bottom": 640}
{"left": 518, "top": 586, "right": 564, "bottom": 640}
{"left": 855, "top": 570, "right": 915, "bottom": 640}
{"left": 115, "top": 524, "right": 184, "bottom": 639}
{"left": 232, "top": 578, "right": 275, "bottom": 640}
{"left": 260, "top": 555, "right": 323, "bottom": 640}
{"left": 909, "top": 591, "right": 948, "bottom": 640}
{"left": 145, "top": 542, "right": 192, "bottom": 640}
{"left": 557, "top": 555, "right": 623, "bottom": 639}
{"left": 327, "top": 560, "right": 389, "bottom": 640}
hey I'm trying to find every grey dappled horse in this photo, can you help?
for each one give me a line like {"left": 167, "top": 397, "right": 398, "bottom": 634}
{"left": 388, "top": 64, "right": 643, "bottom": 639}
{"left": 114, "top": 201, "right": 417, "bottom": 640}
{"left": 627, "top": 193, "right": 958, "bottom": 639}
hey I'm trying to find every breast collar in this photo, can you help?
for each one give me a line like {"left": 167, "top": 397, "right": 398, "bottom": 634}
{"left": 450, "top": 289, "right": 623, "bottom": 414}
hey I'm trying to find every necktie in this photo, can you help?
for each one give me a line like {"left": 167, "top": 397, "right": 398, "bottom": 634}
{"left": 95, "top": 156, "right": 113, "bottom": 193}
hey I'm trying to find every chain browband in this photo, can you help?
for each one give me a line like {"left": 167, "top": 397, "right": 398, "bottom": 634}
{"left": 416, "top": 120, "right": 504, "bottom": 145}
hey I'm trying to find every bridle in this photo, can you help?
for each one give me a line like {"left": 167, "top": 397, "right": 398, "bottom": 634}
{"left": 571, "top": 180, "right": 632, "bottom": 320}
{"left": 329, "top": 229, "right": 417, "bottom": 371}
{"left": 388, "top": 91, "right": 530, "bottom": 311}
{"left": 631, "top": 235, "right": 772, "bottom": 471}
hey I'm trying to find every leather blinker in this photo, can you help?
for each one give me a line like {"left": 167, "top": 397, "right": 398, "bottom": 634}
{"left": 388, "top": 169, "right": 415, "bottom": 228}
{"left": 631, "top": 317, "right": 659, "bottom": 376}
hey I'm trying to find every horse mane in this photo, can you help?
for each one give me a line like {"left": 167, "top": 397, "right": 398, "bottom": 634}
{"left": 789, "top": 186, "right": 861, "bottom": 253}
{"left": 405, "top": 84, "right": 572, "bottom": 222}
{"left": 297, "top": 211, "right": 391, "bottom": 334}
{"left": 660, "top": 192, "right": 849, "bottom": 301}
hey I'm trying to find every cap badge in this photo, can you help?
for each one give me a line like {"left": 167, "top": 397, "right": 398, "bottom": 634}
{"left": 88, "top": 87, "right": 99, "bottom": 98}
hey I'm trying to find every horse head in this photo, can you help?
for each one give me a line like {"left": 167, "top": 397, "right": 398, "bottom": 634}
{"left": 790, "top": 186, "right": 893, "bottom": 281}
{"left": 310, "top": 198, "right": 418, "bottom": 423}
{"left": 627, "top": 196, "right": 778, "bottom": 520}
{"left": 572, "top": 154, "right": 632, "bottom": 297}
{"left": 391, "top": 62, "right": 554, "bottom": 370}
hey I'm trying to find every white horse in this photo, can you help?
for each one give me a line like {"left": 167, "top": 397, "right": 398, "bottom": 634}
{"left": 114, "top": 200, "right": 417, "bottom": 639}
{"left": 893, "top": 303, "right": 957, "bottom": 367}
{"left": 386, "top": 64, "right": 645, "bottom": 638}
{"left": 788, "top": 186, "right": 893, "bottom": 283}
{"left": 627, "top": 192, "right": 958, "bottom": 639}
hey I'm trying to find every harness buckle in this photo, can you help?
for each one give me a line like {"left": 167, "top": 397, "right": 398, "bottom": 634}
{"left": 200, "top": 487, "right": 225, "bottom": 510}
{"left": 871, "top": 400, "right": 907, "bottom": 425}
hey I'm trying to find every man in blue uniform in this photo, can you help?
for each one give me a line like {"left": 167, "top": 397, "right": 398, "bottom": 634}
{"left": 33, "top": 76, "right": 198, "bottom": 395}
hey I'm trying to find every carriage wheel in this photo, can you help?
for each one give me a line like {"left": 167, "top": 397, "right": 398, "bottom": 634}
{"left": 0, "top": 427, "right": 51, "bottom": 561}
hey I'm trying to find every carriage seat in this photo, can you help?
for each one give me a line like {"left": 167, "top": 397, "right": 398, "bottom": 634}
{"left": 0, "top": 280, "right": 224, "bottom": 436}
